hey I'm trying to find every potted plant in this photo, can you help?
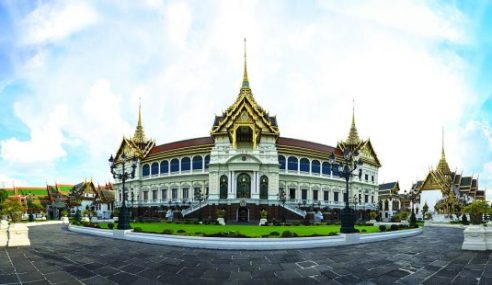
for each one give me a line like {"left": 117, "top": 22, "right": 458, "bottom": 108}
{"left": 259, "top": 209, "right": 268, "bottom": 226}
{"left": 369, "top": 211, "right": 378, "bottom": 223}
{"left": 1, "top": 199, "right": 30, "bottom": 246}
{"left": 216, "top": 209, "right": 226, "bottom": 225}
{"left": 61, "top": 209, "right": 69, "bottom": 224}
{"left": 463, "top": 200, "right": 489, "bottom": 225}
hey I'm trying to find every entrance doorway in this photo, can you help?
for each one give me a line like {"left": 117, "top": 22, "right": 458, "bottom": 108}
{"left": 238, "top": 207, "right": 249, "bottom": 222}
{"left": 237, "top": 173, "right": 251, "bottom": 198}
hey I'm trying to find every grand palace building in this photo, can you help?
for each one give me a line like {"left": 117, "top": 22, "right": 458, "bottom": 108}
{"left": 112, "top": 47, "right": 382, "bottom": 222}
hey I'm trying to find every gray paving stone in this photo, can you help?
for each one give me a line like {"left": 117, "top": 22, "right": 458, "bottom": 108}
{"left": 3, "top": 225, "right": 492, "bottom": 284}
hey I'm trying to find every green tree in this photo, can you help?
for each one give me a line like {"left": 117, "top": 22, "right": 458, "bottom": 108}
{"left": 1, "top": 198, "right": 25, "bottom": 223}
{"left": 463, "top": 200, "right": 489, "bottom": 225}
{"left": 0, "top": 190, "right": 9, "bottom": 209}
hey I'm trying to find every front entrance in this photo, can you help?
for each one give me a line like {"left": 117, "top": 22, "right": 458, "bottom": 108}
{"left": 237, "top": 173, "right": 251, "bottom": 198}
{"left": 238, "top": 207, "right": 249, "bottom": 222}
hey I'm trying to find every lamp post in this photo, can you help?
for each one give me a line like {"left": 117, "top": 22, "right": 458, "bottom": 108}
{"left": 278, "top": 188, "right": 287, "bottom": 223}
{"left": 109, "top": 153, "right": 137, "bottom": 230}
{"left": 405, "top": 190, "right": 417, "bottom": 227}
{"left": 329, "top": 148, "right": 363, "bottom": 233}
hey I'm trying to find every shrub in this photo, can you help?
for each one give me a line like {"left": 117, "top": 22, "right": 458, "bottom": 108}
{"left": 107, "top": 223, "right": 114, "bottom": 229}
{"left": 216, "top": 209, "right": 225, "bottom": 218}
{"left": 61, "top": 209, "right": 69, "bottom": 217}
{"left": 162, "top": 229, "right": 174, "bottom": 235}
{"left": 400, "top": 211, "right": 410, "bottom": 221}
{"left": 260, "top": 209, "right": 268, "bottom": 219}
{"left": 361, "top": 229, "right": 367, "bottom": 233}
{"left": 133, "top": 227, "right": 143, "bottom": 232}
{"left": 184, "top": 220, "right": 191, "bottom": 224}
{"left": 390, "top": 224, "right": 398, "bottom": 231}
{"left": 281, "top": 230, "right": 293, "bottom": 238}
{"left": 293, "top": 222, "right": 301, "bottom": 226}
{"left": 206, "top": 231, "right": 248, "bottom": 238}
{"left": 269, "top": 231, "right": 280, "bottom": 236}
{"left": 379, "top": 225, "right": 387, "bottom": 232}
{"left": 177, "top": 229, "right": 186, "bottom": 234}
{"left": 369, "top": 211, "right": 378, "bottom": 220}
{"left": 424, "top": 213, "right": 433, "bottom": 220}
{"left": 193, "top": 220, "right": 200, "bottom": 224}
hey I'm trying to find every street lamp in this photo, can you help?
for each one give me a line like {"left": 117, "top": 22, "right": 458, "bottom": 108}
{"left": 109, "top": 153, "right": 137, "bottom": 230}
{"left": 278, "top": 188, "right": 287, "bottom": 223}
{"left": 329, "top": 148, "right": 362, "bottom": 233}
{"left": 404, "top": 190, "right": 417, "bottom": 227}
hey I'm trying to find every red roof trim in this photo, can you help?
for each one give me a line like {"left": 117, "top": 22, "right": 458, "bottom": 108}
{"left": 277, "top": 137, "right": 340, "bottom": 154}
{"left": 149, "top": 137, "right": 214, "bottom": 155}
{"left": 148, "top": 136, "right": 341, "bottom": 156}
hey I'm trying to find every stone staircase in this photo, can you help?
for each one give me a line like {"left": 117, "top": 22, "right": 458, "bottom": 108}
{"left": 181, "top": 202, "right": 208, "bottom": 217}
{"left": 281, "top": 204, "right": 306, "bottom": 218}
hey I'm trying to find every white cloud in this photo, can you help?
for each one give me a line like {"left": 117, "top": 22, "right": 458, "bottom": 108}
{"left": 22, "top": 0, "right": 98, "bottom": 45}
{"left": 0, "top": 104, "right": 68, "bottom": 164}
{"left": 165, "top": 2, "right": 192, "bottom": 46}
{"left": 1, "top": 0, "right": 490, "bottom": 196}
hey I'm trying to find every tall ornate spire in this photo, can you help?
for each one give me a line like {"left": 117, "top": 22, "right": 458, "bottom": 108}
{"left": 345, "top": 100, "right": 361, "bottom": 146}
{"left": 437, "top": 127, "right": 451, "bottom": 174}
{"left": 241, "top": 38, "right": 250, "bottom": 89}
{"left": 132, "top": 97, "right": 147, "bottom": 144}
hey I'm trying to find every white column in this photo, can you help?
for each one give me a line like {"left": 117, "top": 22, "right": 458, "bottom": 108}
{"left": 255, "top": 172, "right": 259, "bottom": 194}
{"left": 228, "top": 171, "right": 232, "bottom": 193}
{"left": 232, "top": 173, "right": 236, "bottom": 197}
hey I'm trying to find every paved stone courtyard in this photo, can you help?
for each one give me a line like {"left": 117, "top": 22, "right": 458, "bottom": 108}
{"left": 1, "top": 225, "right": 491, "bottom": 285}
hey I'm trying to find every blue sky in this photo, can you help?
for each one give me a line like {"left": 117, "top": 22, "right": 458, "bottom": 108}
{"left": 0, "top": 0, "right": 491, "bottom": 199}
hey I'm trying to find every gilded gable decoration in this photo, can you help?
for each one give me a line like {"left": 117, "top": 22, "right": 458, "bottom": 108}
{"left": 211, "top": 38, "right": 279, "bottom": 148}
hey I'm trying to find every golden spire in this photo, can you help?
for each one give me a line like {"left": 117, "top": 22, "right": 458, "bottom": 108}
{"left": 345, "top": 99, "right": 361, "bottom": 146}
{"left": 241, "top": 38, "right": 250, "bottom": 89}
{"left": 132, "top": 97, "right": 147, "bottom": 144}
{"left": 437, "top": 127, "right": 451, "bottom": 174}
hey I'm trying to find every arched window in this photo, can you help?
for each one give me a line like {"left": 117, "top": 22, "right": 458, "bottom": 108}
{"left": 288, "top": 157, "right": 298, "bottom": 171}
{"left": 260, "top": 175, "right": 268, "bottom": 199}
{"left": 160, "top": 160, "right": 168, "bottom": 174}
{"left": 332, "top": 164, "right": 340, "bottom": 176}
{"left": 322, "top": 162, "right": 330, "bottom": 175}
{"left": 192, "top": 156, "right": 203, "bottom": 170}
{"left": 300, "top": 158, "right": 310, "bottom": 173}
{"left": 170, "top": 159, "right": 179, "bottom": 173}
{"left": 204, "top": 155, "right": 210, "bottom": 169}
{"left": 151, "top": 162, "right": 159, "bottom": 175}
{"left": 220, "top": 175, "right": 228, "bottom": 199}
{"left": 278, "top": 155, "right": 286, "bottom": 170}
{"left": 181, "top": 157, "right": 191, "bottom": 172}
{"left": 142, "top": 164, "right": 150, "bottom": 177}
{"left": 311, "top": 160, "right": 320, "bottom": 174}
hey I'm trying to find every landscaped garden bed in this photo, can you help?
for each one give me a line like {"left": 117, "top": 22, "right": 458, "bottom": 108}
{"left": 70, "top": 220, "right": 420, "bottom": 238}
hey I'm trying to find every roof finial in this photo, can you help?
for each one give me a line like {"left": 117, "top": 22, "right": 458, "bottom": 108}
{"left": 441, "top": 127, "right": 445, "bottom": 158}
{"left": 346, "top": 99, "right": 360, "bottom": 146}
{"left": 437, "top": 127, "right": 451, "bottom": 174}
{"left": 242, "top": 38, "right": 250, "bottom": 89}
{"left": 133, "top": 97, "right": 147, "bottom": 144}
